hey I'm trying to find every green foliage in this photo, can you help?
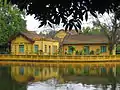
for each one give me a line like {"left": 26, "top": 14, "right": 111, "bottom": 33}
{"left": 82, "top": 26, "right": 104, "bottom": 35}
{"left": 90, "top": 50, "right": 94, "bottom": 55}
{"left": 68, "top": 46, "right": 76, "bottom": 55}
{"left": 0, "top": 2, "right": 26, "bottom": 45}
{"left": 79, "top": 49, "right": 84, "bottom": 55}
{"left": 70, "top": 46, "right": 76, "bottom": 52}
{"left": 96, "top": 49, "right": 100, "bottom": 55}
{"left": 7, "top": 0, "right": 120, "bottom": 31}
{"left": 116, "top": 45, "right": 120, "bottom": 54}
{"left": 75, "top": 50, "right": 79, "bottom": 55}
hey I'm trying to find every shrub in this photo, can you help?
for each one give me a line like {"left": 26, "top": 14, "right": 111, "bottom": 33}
{"left": 90, "top": 50, "right": 94, "bottom": 55}
{"left": 96, "top": 49, "right": 100, "bottom": 55}
{"left": 75, "top": 50, "right": 79, "bottom": 55}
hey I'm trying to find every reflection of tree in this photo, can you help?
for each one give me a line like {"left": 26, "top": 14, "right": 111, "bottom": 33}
{"left": 102, "top": 84, "right": 107, "bottom": 90}
{"left": 107, "top": 70, "right": 117, "bottom": 90}
{"left": 0, "top": 66, "right": 27, "bottom": 90}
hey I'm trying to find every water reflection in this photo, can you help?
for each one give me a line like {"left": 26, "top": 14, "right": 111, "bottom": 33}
{"left": 0, "top": 66, "right": 27, "bottom": 90}
{"left": 1, "top": 63, "right": 120, "bottom": 90}
{"left": 11, "top": 65, "right": 60, "bottom": 83}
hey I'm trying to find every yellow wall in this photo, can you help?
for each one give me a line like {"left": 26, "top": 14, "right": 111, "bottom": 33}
{"left": 55, "top": 30, "right": 67, "bottom": 39}
{"left": 11, "top": 35, "right": 59, "bottom": 55}
{"left": 62, "top": 44, "right": 110, "bottom": 55}
{"left": 42, "top": 40, "right": 59, "bottom": 55}
{"left": 11, "top": 35, "right": 33, "bottom": 55}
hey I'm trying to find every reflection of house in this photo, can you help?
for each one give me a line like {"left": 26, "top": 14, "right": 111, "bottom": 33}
{"left": 11, "top": 66, "right": 60, "bottom": 83}
{"left": 10, "top": 31, "right": 59, "bottom": 55}
{"left": 62, "top": 34, "right": 116, "bottom": 55}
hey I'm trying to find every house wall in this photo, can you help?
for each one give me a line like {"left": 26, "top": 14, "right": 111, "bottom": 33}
{"left": 42, "top": 40, "right": 59, "bottom": 55}
{"left": 54, "top": 30, "right": 67, "bottom": 39}
{"left": 11, "top": 35, "right": 33, "bottom": 55}
{"left": 62, "top": 44, "right": 110, "bottom": 55}
{"left": 11, "top": 35, "right": 59, "bottom": 55}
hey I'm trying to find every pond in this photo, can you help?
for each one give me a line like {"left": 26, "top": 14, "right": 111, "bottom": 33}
{"left": 0, "top": 63, "right": 120, "bottom": 90}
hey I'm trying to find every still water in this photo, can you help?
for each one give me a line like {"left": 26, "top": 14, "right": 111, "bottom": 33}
{"left": 1, "top": 63, "right": 120, "bottom": 90}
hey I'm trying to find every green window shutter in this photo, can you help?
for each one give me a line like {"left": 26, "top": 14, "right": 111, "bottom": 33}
{"left": 101, "top": 46, "right": 107, "bottom": 53}
{"left": 68, "top": 46, "right": 75, "bottom": 54}
{"left": 68, "top": 46, "right": 72, "bottom": 54}
{"left": 34, "top": 45, "right": 39, "bottom": 53}
{"left": 19, "top": 45, "right": 24, "bottom": 53}
{"left": 84, "top": 46, "right": 89, "bottom": 55}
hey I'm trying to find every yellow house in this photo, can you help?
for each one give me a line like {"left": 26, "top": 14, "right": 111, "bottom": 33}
{"left": 62, "top": 34, "right": 115, "bottom": 55}
{"left": 54, "top": 29, "right": 78, "bottom": 51}
{"left": 54, "top": 29, "right": 67, "bottom": 39}
{"left": 10, "top": 31, "right": 59, "bottom": 55}
{"left": 54, "top": 29, "right": 78, "bottom": 42}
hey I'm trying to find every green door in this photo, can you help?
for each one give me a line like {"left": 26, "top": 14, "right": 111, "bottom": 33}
{"left": 19, "top": 45, "right": 24, "bottom": 53}
{"left": 34, "top": 45, "right": 39, "bottom": 53}
{"left": 84, "top": 46, "right": 89, "bottom": 55}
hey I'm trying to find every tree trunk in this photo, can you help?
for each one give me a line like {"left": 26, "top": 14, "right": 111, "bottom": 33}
{"left": 109, "top": 44, "right": 114, "bottom": 55}
{"left": 109, "top": 44, "right": 116, "bottom": 55}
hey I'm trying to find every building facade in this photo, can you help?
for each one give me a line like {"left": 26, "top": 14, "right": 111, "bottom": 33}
{"left": 62, "top": 34, "right": 116, "bottom": 55}
{"left": 10, "top": 31, "right": 59, "bottom": 55}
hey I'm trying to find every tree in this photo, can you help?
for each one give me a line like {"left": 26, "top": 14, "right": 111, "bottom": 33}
{"left": 45, "top": 30, "right": 57, "bottom": 38}
{"left": 92, "top": 12, "right": 120, "bottom": 55}
{"left": 5, "top": 0, "right": 120, "bottom": 31}
{"left": 39, "top": 29, "right": 57, "bottom": 38}
{"left": 82, "top": 26, "right": 103, "bottom": 35}
{"left": 0, "top": 1, "right": 26, "bottom": 45}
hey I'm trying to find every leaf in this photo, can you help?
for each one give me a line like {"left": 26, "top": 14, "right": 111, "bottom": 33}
{"left": 55, "top": 15, "right": 60, "bottom": 25}
{"left": 69, "top": 23, "right": 73, "bottom": 30}
{"left": 90, "top": 11, "right": 97, "bottom": 18}
{"left": 73, "top": 23, "right": 78, "bottom": 32}
{"left": 85, "top": 12, "right": 88, "bottom": 21}
{"left": 4, "top": 0, "right": 7, "bottom": 6}
{"left": 65, "top": 23, "right": 69, "bottom": 31}
{"left": 39, "top": 22, "right": 44, "bottom": 27}
{"left": 48, "top": 22, "right": 52, "bottom": 28}
{"left": 76, "top": 22, "right": 81, "bottom": 30}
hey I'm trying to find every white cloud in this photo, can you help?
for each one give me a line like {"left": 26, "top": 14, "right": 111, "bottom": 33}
{"left": 25, "top": 15, "right": 41, "bottom": 32}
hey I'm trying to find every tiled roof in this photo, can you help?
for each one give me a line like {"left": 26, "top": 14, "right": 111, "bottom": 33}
{"left": 56, "top": 29, "right": 78, "bottom": 35}
{"left": 20, "top": 31, "right": 41, "bottom": 41}
{"left": 9, "top": 31, "right": 58, "bottom": 43}
{"left": 62, "top": 34, "right": 108, "bottom": 44}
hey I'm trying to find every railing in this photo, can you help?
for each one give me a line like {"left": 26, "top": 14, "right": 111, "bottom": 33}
{"left": 0, "top": 54, "right": 120, "bottom": 62}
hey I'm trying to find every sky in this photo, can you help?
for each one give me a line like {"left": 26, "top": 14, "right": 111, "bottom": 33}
{"left": 25, "top": 15, "right": 93, "bottom": 34}
{"left": 25, "top": 13, "right": 111, "bottom": 34}
{"left": 25, "top": 15, "right": 65, "bottom": 34}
